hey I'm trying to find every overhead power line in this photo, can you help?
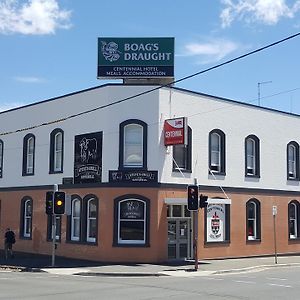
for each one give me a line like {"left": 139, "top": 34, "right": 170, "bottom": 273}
{"left": 1, "top": 32, "right": 300, "bottom": 137}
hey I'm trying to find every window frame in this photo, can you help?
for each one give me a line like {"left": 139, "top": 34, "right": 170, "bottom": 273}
{"left": 246, "top": 199, "right": 261, "bottom": 241}
{"left": 20, "top": 197, "right": 33, "bottom": 239}
{"left": 245, "top": 135, "right": 260, "bottom": 177}
{"left": 49, "top": 128, "right": 64, "bottom": 174}
{"left": 287, "top": 141, "right": 299, "bottom": 180}
{"left": 209, "top": 129, "right": 226, "bottom": 175}
{"left": 71, "top": 198, "right": 81, "bottom": 241}
{"left": 0, "top": 139, "right": 3, "bottom": 178}
{"left": 86, "top": 197, "right": 98, "bottom": 243}
{"left": 22, "top": 134, "right": 35, "bottom": 176}
{"left": 172, "top": 126, "right": 192, "bottom": 172}
{"left": 119, "top": 119, "right": 148, "bottom": 170}
{"left": 113, "top": 195, "right": 150, "bottom": 247}
{"left": 288, "top": 200, "right": 300, "bottom": 240}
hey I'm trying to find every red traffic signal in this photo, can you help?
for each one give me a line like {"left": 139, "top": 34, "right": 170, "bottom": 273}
{"left": 187, "top": 185, "right": 199, "bottom": 211}
{"left": 54, "top": 191, "right": 65, "bottom": 214}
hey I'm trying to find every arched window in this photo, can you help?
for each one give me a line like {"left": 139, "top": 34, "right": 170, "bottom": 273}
{"left": 287, "top": 141, "right": 299, "bottom": 180}
{"left": 245, "top": 135, "right": 260, "bottom": 177}
{"left": 246, "top": 199, "right": 261, "bottom": 241}
{"left": 71, "top": 198, "right": 81, "bottom": 241}
{"left": 119, "top": 120, "right": 147, "bottom": 169}
{"left": 49, "top": 129, "right": 64, "bottom": 173}
{"left": 114, "top": 195, "right": 150, "bottom": 246}
{"left": 288, "top": 201, "right": 299, "bottom": 239}
{"left": 0, "top": 139, "right": 3, "bottom": 178}
{"left": 20, "top": 197, "right": 32, "bottom": 238}
{"left": 22, "top": 134, "right": 35, "bottom": 176}
{"left": 209, "top": 129, "right": 225, "bottom": 174}
{"left": 173, "top": 127, "right": 192, "bottom": 172}
{"left": 87, "top": 198, "right": 97, "bottom": 243}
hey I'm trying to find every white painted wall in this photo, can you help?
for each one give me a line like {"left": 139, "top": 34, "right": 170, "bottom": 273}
{"left": 1, "top": 84, "right": 300, "bottom": 192}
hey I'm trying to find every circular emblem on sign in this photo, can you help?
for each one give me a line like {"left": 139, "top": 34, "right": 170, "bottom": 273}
{"left": 101, "top": 41, "right": 121, "bottom": 62}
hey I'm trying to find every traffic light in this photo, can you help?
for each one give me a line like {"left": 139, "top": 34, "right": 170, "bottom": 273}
{"left": 187, "top": 185, "right": 199, "bottom": 211}
{"left": 54, "top": 191, "right": 65, "bottom": 214}
{"left": 199, "top": 194, "right": 208, "bottom": 208}
{"left": 46, "top": 191, "right": 53, "bottom": 215}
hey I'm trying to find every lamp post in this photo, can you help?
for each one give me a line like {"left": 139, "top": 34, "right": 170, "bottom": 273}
{"left": 258, "top": 81, "right": 272, "bottom": 106}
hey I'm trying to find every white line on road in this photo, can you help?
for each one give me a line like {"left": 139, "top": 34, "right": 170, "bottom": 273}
{"left": 268, "top": 283, "right": 292, "bottom": 288}
{"left": 267, "top": 277, "right": 288, "bottom": 281}
{"left": 234, "top": 280, "right": 256, "bottom": 284}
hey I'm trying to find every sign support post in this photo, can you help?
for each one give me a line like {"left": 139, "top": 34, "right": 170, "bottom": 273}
{"left": 273, "top": 205, "right": 278, "bottom": 264}
{"left": 193, "top": 210, "right": 199, "bottom": 271}
{"left": 51, "top": 184, "right": 58, "bottom": 267}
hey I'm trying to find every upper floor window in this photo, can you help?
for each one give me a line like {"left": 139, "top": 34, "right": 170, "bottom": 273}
{"left": 173, "top": 127, "right": 192, "bottom": 172}
{"left": 245, "top": 135, "right": 260, "bottom": 177}
{"left": 287, "top": 141, "right": 299, "bottom": 180}
{"left": 288, "top": 201, "right": 299, "bottom": 239}
{"left": 49, "top": 129, "right": 64, "bottom": 173}
{"left": 119, "top": 120, "right": 147, "bottom": 169}
{"left": 246, "top": 199, "right": 261, "bottom": 241}
{"left": 0, "top": 139, "right": 3, "bottom": 178}
{"left": 209, "top": 129, "right": 225, "bottom": 174}
{"left": 20, "top": 197, "right": 32, "bottom": 239}
{"left": 22, "top": 134, "right": 35, "bottom": 176}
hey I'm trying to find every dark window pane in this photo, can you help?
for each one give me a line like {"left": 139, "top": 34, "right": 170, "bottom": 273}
{"left": 120, "top": 221, "right": 144, "bottom": 241}
{"left": 172, "top": 205, "right": 181, "bottom": 217}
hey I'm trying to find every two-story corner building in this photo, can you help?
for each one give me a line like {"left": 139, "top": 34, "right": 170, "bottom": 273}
{"left": 0, "top": 83, "right": 300, "bottom": 263}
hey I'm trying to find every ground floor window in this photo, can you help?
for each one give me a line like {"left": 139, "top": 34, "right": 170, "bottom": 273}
{"left": 246, "top": 199, "right": 261, "bottom": 241}
{"left": 289, "top": 200, "right": 300, "bottom": 239}
{"left": 20, "top": 197, "right": 32, "bottom": 239}
{"left": 113, "top": 195, "right": 150, "bottom": 246}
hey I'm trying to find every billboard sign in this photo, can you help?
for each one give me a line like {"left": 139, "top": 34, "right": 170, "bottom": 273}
{"left": 98, "top": 37, "right": 174, "bottom": 78}
{"left": 164, "top": 117, "right": 187, "bottom": 146}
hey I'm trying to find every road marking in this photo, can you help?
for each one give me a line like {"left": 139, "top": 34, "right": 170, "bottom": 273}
{"left": 267, "top": 277, "right": 287, "bottom": 281}
{"left": 268, "top": 283, "right": 291, "bottom": 288}
{"left": 234, "top": 280, "right": 256, "bottom": 284}
{"left": 203, "top": 277, "right": 224, "bottom": 281}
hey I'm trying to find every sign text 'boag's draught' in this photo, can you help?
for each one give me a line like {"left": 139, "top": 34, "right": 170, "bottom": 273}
{"left": 98, "top": 37, "right": 174, "bottom": 79}
{"left": 164, "top": 117, "right": 187, "bottom": 146}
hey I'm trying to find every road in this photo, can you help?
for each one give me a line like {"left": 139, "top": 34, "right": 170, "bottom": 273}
{"left": 0, "top": 266, "right": 299, "bottom": 299}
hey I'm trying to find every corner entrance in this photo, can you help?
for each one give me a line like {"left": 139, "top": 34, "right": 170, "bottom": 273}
{"left": 167, "top": 204, "right": 192, "bottom": 260}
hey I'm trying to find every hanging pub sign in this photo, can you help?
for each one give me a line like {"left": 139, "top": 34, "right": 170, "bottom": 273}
{"left": 74, "top": 132, "right": 103, "bottom": 184}
{"left": 164, "top": 117, "right": 187, "bottom": 146}
{"left": 98, "top": 37, "right": 174, "bottom": 79}
{"left": 206, "top": 204, "right": 226, "bottom": 242}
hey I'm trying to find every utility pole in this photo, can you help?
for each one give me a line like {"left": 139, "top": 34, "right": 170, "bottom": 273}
{"left": 258, "top": 81, "right": 272, "bottom": 106}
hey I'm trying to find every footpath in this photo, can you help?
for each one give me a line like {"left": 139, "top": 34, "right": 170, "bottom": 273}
{"left": 0, "top": 251, "right": 300, "bottom": 277}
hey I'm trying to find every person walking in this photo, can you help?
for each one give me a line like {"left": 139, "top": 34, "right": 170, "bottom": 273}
{"left": 4, "top": 228, "right": 15, "bottom": 259}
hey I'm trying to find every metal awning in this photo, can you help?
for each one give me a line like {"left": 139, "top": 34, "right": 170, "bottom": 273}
{"left": 164, "top": 197, "right": 231, "bottom": 205}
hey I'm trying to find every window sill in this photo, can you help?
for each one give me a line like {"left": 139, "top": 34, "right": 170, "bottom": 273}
{"left": 287, "top": 177, "right": 300, "bottom": 181}
{"left": 245, "top": 174, "right": 260, "bottom": 178}
{"left": 113, "top": 242, "right": 150, "bottom": 248}
{"left": 246, "top": 238, "right": 261, "bottom": 243}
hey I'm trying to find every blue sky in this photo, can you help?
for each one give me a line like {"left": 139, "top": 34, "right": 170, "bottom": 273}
{"left": 1, "top": 0, "right": 300, "bottom": 114}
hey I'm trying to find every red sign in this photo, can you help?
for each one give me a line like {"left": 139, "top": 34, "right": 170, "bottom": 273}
{"left": 164, "top": 117, "right": 187, "bottom": 146}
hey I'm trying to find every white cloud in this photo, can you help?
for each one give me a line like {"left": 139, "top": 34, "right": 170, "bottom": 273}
{"left": 220, "top": 0, "right": 300, "bottom": 28}
{"left": 14, "top": 76, "right": 45, "bottom": 83}
{"left": 0, "top": 0, "right": 72, "bottom": 35}
{"left": 182, "top": 38, "right": 241, "bottom": 64}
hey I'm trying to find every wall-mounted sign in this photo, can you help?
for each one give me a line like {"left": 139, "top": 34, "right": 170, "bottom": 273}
{"left": 164, "top": 117, "right": 187, "bottom": 146}
{"left": 109, "top": 170, "right": 158, "bottom": 183}
{"left": 206, "top": 204, "right": 226, "bottom": 242}
{"left": 74, "top": 132, "right": 102, "bottom": 184}
{"left": 98, "top": 37, "right": 174, "bottom": 78}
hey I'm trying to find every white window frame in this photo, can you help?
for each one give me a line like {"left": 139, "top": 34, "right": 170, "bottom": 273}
{"left": 288, "top": 144, "right": 297, "bottom": 178}
{"left": 247, "top": 201, "right": 257, "bottom": 240}
{"left": 54, "top": 132, "right": 63, "bottom": 172}
{"left": 123, "top": 124, "right": 143, "bottom": 168}
{"left": 26, "top": 137, "right": 34, "bottom": 174}
{"left": 71, "top": 199, "right": 81, "bottom": 241}
{"left": 246, "top": 138, "right": 256, "bottom": 175}
{"left": 211, "top": 133, "right": 221, "bottom": 172}
{"left": 87, "top": 198, "right": 97, "bottom": 243}
{"left": 23, "top": 199, "right": 32, "bottom": 238}
{"left": 289, "top": 202, "right": 298, "bottom": 239}
{"left": 118, "top": 199, "right": 146, "bottom": 245}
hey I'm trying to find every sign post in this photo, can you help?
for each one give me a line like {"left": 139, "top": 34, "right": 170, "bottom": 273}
{"left": 272, "top": 205, "right": 278, "bottom": 264}
{"left": 51, "top": 184, "right": 58, "bottom": 267}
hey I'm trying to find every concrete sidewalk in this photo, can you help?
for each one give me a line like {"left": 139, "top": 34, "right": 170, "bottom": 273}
{"left": 1, "top": 251, "right": 300, "bottom": 277}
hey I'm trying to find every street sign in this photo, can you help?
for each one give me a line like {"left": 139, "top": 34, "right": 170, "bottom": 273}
{"left": 272, "top": 205, "right": 277, "bottom": 216}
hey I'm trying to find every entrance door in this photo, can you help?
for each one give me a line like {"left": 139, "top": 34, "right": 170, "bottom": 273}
{"left": 168, "top": 218, "right": 191, "bottom": 259}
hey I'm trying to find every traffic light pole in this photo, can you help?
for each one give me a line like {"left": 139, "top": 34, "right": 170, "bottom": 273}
{"left": 193, "top": 210, "right": 199, "bottom": 271}
{"left": 51, "top": 184, "right": 58, "bottom": 267}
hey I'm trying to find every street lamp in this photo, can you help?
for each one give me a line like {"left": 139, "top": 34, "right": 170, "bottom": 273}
{"left": 258, "top": 81, "right": 272, "bottom": 106}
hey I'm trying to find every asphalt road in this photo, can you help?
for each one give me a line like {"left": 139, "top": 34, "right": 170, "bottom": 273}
{"left": 0, "top": 266, "right": 299, "bottom": 299}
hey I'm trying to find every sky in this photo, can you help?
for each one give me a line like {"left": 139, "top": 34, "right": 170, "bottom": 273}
{"left": 1, "top": 0, "right": 300, "bottom": 114}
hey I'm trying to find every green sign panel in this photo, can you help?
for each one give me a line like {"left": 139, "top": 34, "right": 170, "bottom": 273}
{"left": 97, "top": 37, "right": 174, "bottom": 78}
